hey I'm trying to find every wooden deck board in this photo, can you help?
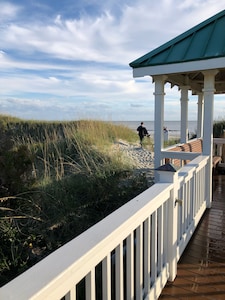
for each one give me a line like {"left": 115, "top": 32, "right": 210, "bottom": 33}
{"left": 159, "top": 174, "right": 225, "bottom": 300}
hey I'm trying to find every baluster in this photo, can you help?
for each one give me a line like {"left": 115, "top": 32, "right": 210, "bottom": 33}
{"left": 143, "top": 218, "right": 150, "bottom": 297}
{"left": 115, "top": 243, "right": 123, "bottom": 300}
{"left": 151, "top": 212, "right": 157, "bottom": 283}
{"left": 126, "top": 233, "right": 134, "bottom": 299}
{"left": 135, "top": 224, "right": 143, "bottom": 300}
{"left": 64, "top": 287, "right": 76, "bottom": 300}
{"left": 102, "top": 254, "right": 111, "bottom": 300}
{"left": 86, "top": 269, "right": 95, "bottom": 300}
{"left": 157, "top": 206, "right": 163, "bottom": 274}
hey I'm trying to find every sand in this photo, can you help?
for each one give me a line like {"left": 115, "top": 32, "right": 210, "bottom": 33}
{"left": 114, "top": 140, "right": 155, "bottom": 187}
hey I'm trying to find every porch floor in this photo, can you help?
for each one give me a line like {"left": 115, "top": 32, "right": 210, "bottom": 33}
{"left": 159, "top": 173, "right": 225, "bottom": 300}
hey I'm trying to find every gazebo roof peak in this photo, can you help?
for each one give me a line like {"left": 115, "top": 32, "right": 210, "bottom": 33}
{"left": 129, "top": 10, "right": 225, "bottom": 94}
{"left": 130, "top": 10, "right": 225, "bottom": 69}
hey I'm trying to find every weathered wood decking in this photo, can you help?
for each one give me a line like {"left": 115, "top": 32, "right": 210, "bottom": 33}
{"left": 159, "top": 173, "right": 225, "bottom": 299}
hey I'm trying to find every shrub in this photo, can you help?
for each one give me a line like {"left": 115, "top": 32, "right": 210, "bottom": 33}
{"left": 213, "top": 120, "right": 225, "bottom": 137}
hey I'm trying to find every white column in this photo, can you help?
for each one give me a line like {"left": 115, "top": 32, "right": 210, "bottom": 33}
{"left": 202, "top": 70, "right": 217, "bottom": 155}
{"left": 180, "top": 86, "right": 189, "bottom": 143}
{"left": 202, "top": 69, "right": 218, "bottom": 208}
{"left": 153, "top": 75, "right": 166, "bottom": 182}
{"left": 197, "top": 93, "right": 204, "bottom": 138}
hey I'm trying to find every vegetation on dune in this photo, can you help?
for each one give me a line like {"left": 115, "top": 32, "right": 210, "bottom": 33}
{"left": 1, "top": 114, "right": 223, "bottom": 286}
{"left": 0, "top": 116, "right": 152, "bottom": 286}
{"left": 213, "top": 119, "right": 225, "bottom": 137}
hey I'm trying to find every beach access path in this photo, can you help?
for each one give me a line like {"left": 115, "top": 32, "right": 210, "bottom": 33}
{"left": 114, "top": 139, "right": 155, "bottom": 187}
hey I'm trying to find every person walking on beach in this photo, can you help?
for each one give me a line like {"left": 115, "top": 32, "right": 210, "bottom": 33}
{"left": 137, "top": 122, "right": 149, "bottom": 146}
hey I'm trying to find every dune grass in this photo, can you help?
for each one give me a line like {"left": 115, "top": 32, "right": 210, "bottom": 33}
{"left": 1, "top": 115, "right": 223, "bottom": 285}
{"left": 0, "top": 117, "right": 151, "bottom": 285}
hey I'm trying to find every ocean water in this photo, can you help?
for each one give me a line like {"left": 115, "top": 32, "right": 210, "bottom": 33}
{"left": 112, "top": 120, "right": 198, "bottom": 138}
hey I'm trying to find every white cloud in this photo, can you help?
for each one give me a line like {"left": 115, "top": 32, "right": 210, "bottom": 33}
{"left": 1, "top": 1, "right": 224, "bottom": 63}
{"left": 0, "top": 2, "right": 21, "bottom": 21}
{"left": 0, "top": 0, "right": 225, "bottom": 120}
{"left": 54, "top": 15, "right": 62, "bottom": 25}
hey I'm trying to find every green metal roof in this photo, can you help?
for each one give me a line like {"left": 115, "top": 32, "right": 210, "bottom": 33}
{"left": 130, "top": 10, "right": 225, "bottom": 69}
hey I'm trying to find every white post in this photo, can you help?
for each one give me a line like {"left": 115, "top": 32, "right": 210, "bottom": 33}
{"left": 153, "top": 75, "right": 167, "bottom": 182}
{"left": 156, "top": 168, "right": 178, "bottom": 281}
{"left": 202, "top": 69, "right": 218, "bottom": 208}
{"left": 180, "top": 86, "right": 189, "bottom": 143}
{"left": 197, "top": 93, "right": 204, "bottom": 138}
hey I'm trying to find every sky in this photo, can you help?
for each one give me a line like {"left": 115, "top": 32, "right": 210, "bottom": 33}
{"left": 0, "top": 0, "right": 225, "bottom": 121}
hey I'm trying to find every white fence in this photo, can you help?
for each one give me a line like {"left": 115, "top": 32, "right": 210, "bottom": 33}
{"left": 213, "top": 137, "right": 225, "bottom": 158}
{"left": 0, "top": 153, "right": 210, "bottom": 300}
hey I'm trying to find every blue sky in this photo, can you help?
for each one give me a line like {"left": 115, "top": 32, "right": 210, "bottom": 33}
{"left": 0, "top": 0, "right": 225, "bottom": 121}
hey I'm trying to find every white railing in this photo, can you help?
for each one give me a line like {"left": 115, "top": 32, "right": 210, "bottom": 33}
{"left": 161, "top": 150, "right": 201, "bottom": 167}
{"left": 0, "top": 155, "right": 210, "bottom": 300}
{"left": 213, "top": 137, "right": 225, "bottom": 158}
{"left": 160, "top": 137, "right": 224, "bottom": 168}
{"left": 176, "top": 155, "right": 210, "bottom": 258}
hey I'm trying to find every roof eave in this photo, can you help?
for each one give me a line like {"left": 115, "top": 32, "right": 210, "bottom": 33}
{"left": 132, "top": 57, "right": 225, "bottom": 78}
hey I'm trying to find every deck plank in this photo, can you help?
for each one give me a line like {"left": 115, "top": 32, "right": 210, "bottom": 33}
{"left": 159, "top": 174, "right": 225, "bottom": 300}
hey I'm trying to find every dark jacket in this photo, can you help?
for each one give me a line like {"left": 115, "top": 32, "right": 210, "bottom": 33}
{"left": 137, "top": 125, "right": 148, "bottom": 138}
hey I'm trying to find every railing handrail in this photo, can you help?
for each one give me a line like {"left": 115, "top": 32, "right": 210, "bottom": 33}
{"left": 161, "top": 150, "right": 200, "bottom": 160}
{"left": 213, "top": 137, "right": 225, "bottom": 144}
{"left": 0, "top": 183, "right": 173, "bottom": 300}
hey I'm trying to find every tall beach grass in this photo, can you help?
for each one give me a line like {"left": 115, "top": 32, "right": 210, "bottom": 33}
{"left": 0, "top": 117, "right": 150, "bottom": 285}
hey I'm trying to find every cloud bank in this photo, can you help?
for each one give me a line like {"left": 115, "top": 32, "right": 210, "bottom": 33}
{"left": 0, "top": 0, "right": 224, "bottom": 121}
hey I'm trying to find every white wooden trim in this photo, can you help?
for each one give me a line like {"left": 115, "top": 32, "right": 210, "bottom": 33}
{"left": 132, "top": 57, "right": 225, "bottom": 77}
{"left": 86, "top": 270, "right": 95, "bottom": 300}
{"left": 115, "top": 243, "right": 123, "bottom": 300}
{"left": 143, "top": 218, "right": 151, "bottom": 296}
{"left": 102, "top": 255, "right": 111, "bottom": 300}
{"left": 197, "top": 93, "right": 204, "bottom": 138}
{"left": 153, "top": 75, "right": 166, "bottom": 180}
{"left": 180, "top": 86, "right": 189, "bottom": 143}
{"left": 135, "top": 225, "right": 143, "bottom": 300}
{"left": 126, "top": 234, "right": 134, "bottom": 299}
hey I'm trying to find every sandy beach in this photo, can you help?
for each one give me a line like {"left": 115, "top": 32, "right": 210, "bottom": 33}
{"left": 115, "top": 139, "right": 155, "bottom": 187}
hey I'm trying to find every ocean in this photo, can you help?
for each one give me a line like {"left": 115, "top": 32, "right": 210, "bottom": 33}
{"left": 112, "top": 120, "right": 198, "bottom": 138}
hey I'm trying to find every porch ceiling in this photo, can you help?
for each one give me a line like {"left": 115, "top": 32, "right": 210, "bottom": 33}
{"left": 166, "top": 68, "right": 225, "bottom": 94}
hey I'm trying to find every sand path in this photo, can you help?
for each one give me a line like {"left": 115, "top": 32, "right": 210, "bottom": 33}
{"left": 115, "top": 140, "right": 155, "bottom": 187}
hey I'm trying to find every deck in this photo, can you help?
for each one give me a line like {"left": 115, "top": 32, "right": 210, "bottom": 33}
{"left": 159, "top": 173, "right": 225, "bottom": 299}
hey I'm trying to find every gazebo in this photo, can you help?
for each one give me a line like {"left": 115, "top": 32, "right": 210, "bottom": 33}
{"left": 129, "top": 9, "right": 225, "bottom": 194}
